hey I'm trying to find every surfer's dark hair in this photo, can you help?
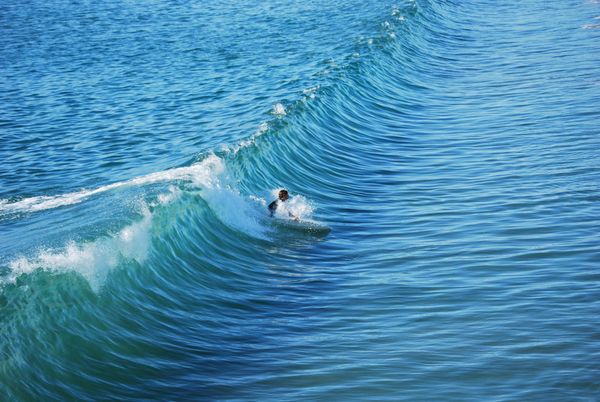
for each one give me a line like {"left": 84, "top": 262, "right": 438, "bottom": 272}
{"left": 279, "top": 189, "right": 289, "bottom": 198}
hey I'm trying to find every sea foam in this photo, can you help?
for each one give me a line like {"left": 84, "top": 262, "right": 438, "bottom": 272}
{"left": 4, "top": 204, "right": 154, "bottom": 290}
{"left": 0, "top": 155, "right": 224, "bottom": 216}
{"left": 270, "top": 189, "right": 314, "bottom": 221}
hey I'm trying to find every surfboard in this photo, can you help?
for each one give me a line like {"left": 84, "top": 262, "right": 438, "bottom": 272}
{"left": 270, "top": 217, "right": 331, "bottom": 235}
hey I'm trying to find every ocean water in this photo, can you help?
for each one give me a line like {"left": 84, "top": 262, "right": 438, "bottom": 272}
{"left": 1, "top": 0, "right": 600, "bottom": 399}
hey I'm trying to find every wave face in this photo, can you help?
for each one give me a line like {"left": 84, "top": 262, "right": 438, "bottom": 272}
{"left": 1, "top": 0, "right": 600, "bottom": 399}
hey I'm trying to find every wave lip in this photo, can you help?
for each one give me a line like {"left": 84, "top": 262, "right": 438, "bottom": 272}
{"left": 0, "top": 155, "right": 225, "bottom": 217}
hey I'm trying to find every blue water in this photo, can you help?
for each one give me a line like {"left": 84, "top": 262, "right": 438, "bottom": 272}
{"left": 1, "top": 0, "right": 600, "bottom": 399}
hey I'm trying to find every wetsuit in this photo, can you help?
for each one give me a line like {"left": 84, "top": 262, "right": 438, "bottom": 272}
{"left": 269, "top": 199, "right": 298, "bottom": 220}
{"left": 268, "top": 200, "right": 278, "bottom": 216}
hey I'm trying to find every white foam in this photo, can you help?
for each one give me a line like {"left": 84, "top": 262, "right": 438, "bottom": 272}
{"left": 225, "top": 122, "right": 270, "bottom": 154}
{"left": 303, "top": 85, "right": 320, "bottom": 100}
{"left": 4, "top": 206, "right": 154, "bottom": 290}
{"left": 0, "top": 155, "right": 223, "bottom": 215}
{"left": 391, "top": 6, "right": 405, "bottom": 21}
{"left": 202, "top": 185, "right": 267, "bottom": 239}
{"left": 272, "top": 103, "right": 286, "bottom": 117}
{"left": 270, "top": 189, "right": 314, "bottom": 221}
{"left": 157, "top": 186, "right": 181, "bottom": 205}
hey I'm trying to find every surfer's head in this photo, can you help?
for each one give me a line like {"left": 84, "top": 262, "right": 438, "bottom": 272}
{"left": 278, "top": 189, "right": 289, "bottom": 201}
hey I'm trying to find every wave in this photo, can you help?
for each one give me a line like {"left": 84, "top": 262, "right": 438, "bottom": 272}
{"left": 0, "top": 3, "right": 417, "bottom": 289}
{"left": 1, "top": 160, "right": 317, "bottom": 289}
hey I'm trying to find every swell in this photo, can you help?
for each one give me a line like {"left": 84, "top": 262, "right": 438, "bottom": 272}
{"left": 0, "top": 2, "right": 420, "bottom": 289}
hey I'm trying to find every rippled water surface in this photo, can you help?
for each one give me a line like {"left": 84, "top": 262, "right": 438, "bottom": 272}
{"left": 1, "top": 0, "right": 600, "bottom": 400}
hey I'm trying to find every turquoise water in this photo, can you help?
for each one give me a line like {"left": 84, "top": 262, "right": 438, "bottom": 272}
{"left": 1, "top": 0, "right": 600, "bottom": 399}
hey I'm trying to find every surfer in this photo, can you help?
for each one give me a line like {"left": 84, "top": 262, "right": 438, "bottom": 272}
{"left": 268, "top": 189, "right": 299, "bottom": 220}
